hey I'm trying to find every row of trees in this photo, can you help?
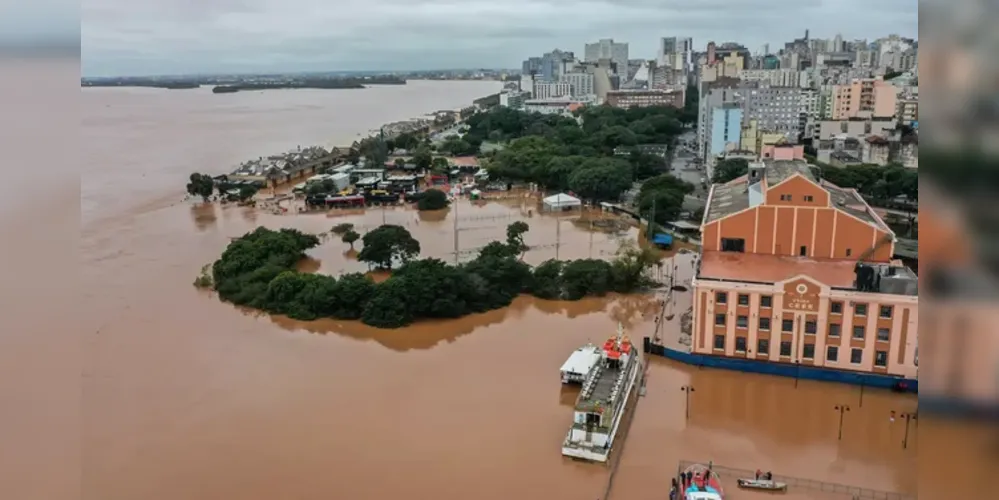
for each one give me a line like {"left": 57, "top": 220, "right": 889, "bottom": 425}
{"left": 205, "top": 223, "right": 659, "bottom": 328}
{"left": 186, "top": 173, "right": 260, "bottom": 202}
{"left": 472, "top": 106, "right": 690, "bottom": 203}
{"left": 711, "top": 157, "right": 918, "bottom": 206}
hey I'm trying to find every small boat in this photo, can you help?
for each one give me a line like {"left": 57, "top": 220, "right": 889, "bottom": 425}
{"left": 736, "top": 478, "right": 787, "bottom": 491}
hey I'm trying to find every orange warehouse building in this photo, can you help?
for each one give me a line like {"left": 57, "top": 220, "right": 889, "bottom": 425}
{"left": 692, "top": 160, "right": 918, "bottom": 379}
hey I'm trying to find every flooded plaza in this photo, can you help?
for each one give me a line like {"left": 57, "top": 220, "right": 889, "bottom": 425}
{"left": 72, "top": 83, "right": 983, "bottom": 500}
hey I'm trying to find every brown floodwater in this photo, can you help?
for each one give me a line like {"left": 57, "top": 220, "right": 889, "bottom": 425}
{"left": 72, "top": 83, "right": 988, "bottom": 500}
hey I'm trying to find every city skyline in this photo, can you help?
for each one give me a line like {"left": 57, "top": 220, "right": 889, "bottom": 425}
{"left": 80, "top": 0, "right": 917, "bottom": 77}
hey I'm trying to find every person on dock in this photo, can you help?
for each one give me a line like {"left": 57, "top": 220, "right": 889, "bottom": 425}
{"left": 755, "top": 469, "right": 762, "bottom": 480}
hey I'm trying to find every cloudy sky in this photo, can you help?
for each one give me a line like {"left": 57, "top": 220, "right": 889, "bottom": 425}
{"left": 77, "top": 0, "right": 917, "bottom": 77}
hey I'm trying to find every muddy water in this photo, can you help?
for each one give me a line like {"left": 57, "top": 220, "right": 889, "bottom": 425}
{"left": 75, "top": 83, "right": 957, "bottom": 500}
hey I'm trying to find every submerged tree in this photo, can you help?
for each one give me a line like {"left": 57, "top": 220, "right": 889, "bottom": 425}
{"left": 186, "top": 173, "right": 215, "bottom": 201}
{"left": 341, "top": 229, "right": 360, "bottom": 249}
{"left": 356, "top": 224, "right": 421, "bottom": 269}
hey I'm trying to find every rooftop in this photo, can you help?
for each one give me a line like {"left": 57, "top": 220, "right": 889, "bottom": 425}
{"left": 703, "top": 160, "right": 885, "bottom": 228}
{"left": 699, "top": 251, "right": 918, "bottom": 296}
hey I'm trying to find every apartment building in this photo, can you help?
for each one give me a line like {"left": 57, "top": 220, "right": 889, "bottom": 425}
{"left": 584, "top": 39, "right": 629, "bottom": 75}
{"left": 744, "top": 86, "right": 803, "bottom": 141}
{"left": 814, "top": 118, "right": 897, "bottom": 141}
{"left": 560, "top": 71, "right": 596, "bottom": 98}
{"left": 740, "top": 69, "right": 811, "bottom": 88}
{"left": 498, "top": 90, "right": 529, "bottom": 109}
{"left": 606, "top": 89, "right": 684, "bottom": 109}
{"left": 532, "top": 81, "right": 572, "bottom": 100}
{"left": 697, "top": 79, "right": 745, "bottom": 162}
{"left": 740, "top": 119, "right": 789, "bottom": 156}
{"left": 694, "top": 160, "right": 917, "bottom": 379}
{"left": 830, "top": 78, "right": 899, "bottom": 120}
{"left": 896, "top": 94, "right": 918, "bottom": 125}
{"left": 708, "top": 105, "right": 744, "bottom": 158}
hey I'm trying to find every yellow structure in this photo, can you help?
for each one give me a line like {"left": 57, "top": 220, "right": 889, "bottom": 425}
{"left": 740, "top": 120, "right": 790, "bottom": 156}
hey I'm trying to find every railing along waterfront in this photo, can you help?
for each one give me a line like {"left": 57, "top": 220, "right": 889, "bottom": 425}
{"left": 676, "top": 460, "right": 915, "bottom": 500}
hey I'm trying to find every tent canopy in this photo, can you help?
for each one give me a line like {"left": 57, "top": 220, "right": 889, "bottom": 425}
{"left": 542, "top": 193, "right": 581, "bottom": 209}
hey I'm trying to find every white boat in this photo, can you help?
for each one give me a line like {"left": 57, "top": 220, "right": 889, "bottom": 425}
{"left": 736, "top": 478, "right": 787, "bottom": 491}
{"left": 560, "top": 344, "right": 600, "bottom": 384}
{"left": 561, "top": 324, "right": 642, "bottom": 463}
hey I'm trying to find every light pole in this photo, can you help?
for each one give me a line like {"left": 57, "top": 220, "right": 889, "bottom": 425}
{"left": 681, "top": 385, "right": 695, "bottom": 420}
{"left": 834, "top": 405, "right": 850, "bottom": 441}
{"left": 794, "top": 360, "right": 801, "bottom": 388}
{"left": 892, "top": 410, "right": 918, "bottom": 449}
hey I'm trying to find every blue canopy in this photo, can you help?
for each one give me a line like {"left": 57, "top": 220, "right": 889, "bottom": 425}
{"left": 653, "top": 233, "right": 673, "bottom": 246}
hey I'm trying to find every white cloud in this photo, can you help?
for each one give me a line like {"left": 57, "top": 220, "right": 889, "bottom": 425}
{"left": 79, "top": 0, "right": 918, "bottom": 76}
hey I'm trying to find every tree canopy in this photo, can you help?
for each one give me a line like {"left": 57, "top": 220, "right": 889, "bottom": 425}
{"left": 202, "top": 223, "right": 662, "bottom": 328}
{"left": 466, "top": 105, "right": 686, "bottom": 201}
{"left": 712, "top": 158, "right": 750, "bottom": 184}
{"left": 416, "top": 188, "right": 450, "bottom": 211}
{"left": 186, "top": 173, "right": 215, "bottom": 201}
{"left": 356, "top": 224, "right": 421, "bottom": 269}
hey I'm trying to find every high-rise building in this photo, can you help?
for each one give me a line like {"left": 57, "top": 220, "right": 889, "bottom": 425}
{"left": 585, "top": 39, "right": 629, "bottom": 75}
{"left": 560, "top": 71, "right": 596, "bottom": 98}
{"left": 658, "top": 37, "right": 693, "bottom": 68}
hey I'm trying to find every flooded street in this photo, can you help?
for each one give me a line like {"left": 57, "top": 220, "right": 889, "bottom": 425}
{"left": 75, "top": 81, "right": 943, "bottom": 500}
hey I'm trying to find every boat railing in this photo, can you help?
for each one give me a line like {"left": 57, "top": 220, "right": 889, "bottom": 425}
{"left": 676, "top": 460, "right": 915, "bottom": 500}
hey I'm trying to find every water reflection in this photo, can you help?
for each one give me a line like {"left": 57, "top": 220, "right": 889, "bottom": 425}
{"left": 268, "top": 295, "right": 616, "bottom": 352}
{"left": 189, "top": 203, "right": 216, "bottom": 231}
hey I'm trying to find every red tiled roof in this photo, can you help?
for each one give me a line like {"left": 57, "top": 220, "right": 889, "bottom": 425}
{"left": 699, "top": 251, "right": 857, "bottom": 288}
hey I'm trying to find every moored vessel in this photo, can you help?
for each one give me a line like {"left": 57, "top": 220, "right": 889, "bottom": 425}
{"left": 560, "top": 344, "right": 600, "bottom": 384}
{"left": 561, "top": 324, "right": 642, "bottom": 463}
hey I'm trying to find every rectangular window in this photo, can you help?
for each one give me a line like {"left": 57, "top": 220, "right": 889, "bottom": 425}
{"left": 799, "top": 245, "right": 807, "bottom": 256}
{"left": 780, "top": 194, "right": 792, "bottom": 201}
{"left": 720, "top": 238, "right": 746, "bottom": 252}
{"left": 805, "top": 321, "right": 817, "bottom": 334}
{"left": 713, "top": 334, "right": 726, "bottom": 350}
{"left": 737, "top": 294, "right": 749, "bottom": 306}
{"left": 830, "top": 301, "right": 843, "bottom": 314}
{"left": 877, "top": 328, "right": 890, "bottom": 342}
{"left": 779, "top": 341, "right": 792, "bottom": 357}
{"left": 715, "top": 313, "right": 726, "bottom": 326}
{"left": 759, "top": 317, "right": 771, "bottom": 331}
{"left": 850, "top": 348, "right": 863, "bottom": 364}
{"left": 736, "top": 315, "right": 749, "bottom": 328}
{"left": 803, "top": 344, "right": 815, "bottom": 359}
{"left": 760, "top": 295, "right": 772, "bottom": 308}
{"left": 829, "top": 324, "right": 841, "bottom": 337}
{"left": 782, "top": 319, "right": 794, "bottom": 332}
{"left": 874, "top": 350, "right": 888, "bottom": 367}
{"left": 845, "top": 248, "right": 852, "bottom": 257}
{"left": 852, "top": 326, "right": 865, "bottom": 340}
{"left": 757, "top": 338, "right": 770, "bottom": 355}
{"left": 735, "top": 337, "right": 747, "bottom": 352}
{"left": 715, "top": 292, "right": 727, "bottom": 304}
{"left": 826, "top": 345, "right": 839, "bottom": 362}
{"left": 855, "top": 303, "right": 868, "bottom": 316}
{"left": 880, "top": 305, "right": 893, "bottom": 319}
{"left": 804, "top": 195, "right": 814, "bottom": 202}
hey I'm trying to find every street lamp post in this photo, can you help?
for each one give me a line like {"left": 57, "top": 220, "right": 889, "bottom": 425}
{"left": 794, "top": 360, "right": 800, "bottom": 388}
{"left": 899, "top": 410, "right": 918, "bottom": 449}
{"left": 681, "top": 385, "right": 695, "bottom": 420}
{"left": 834, "top": 405, "right": 850, "bottom": 441}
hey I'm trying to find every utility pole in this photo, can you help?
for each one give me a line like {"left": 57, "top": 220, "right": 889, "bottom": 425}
{"left": 555, "top": 215, "right": 561, "bottom": 260}
{"left": 453, "top": 195, "right": 460, "bottom": 265}
{"left": 649, "top": 198, "right": 657, "bottom": 241}
{"left": 895, "top": 410, "right": 918, "bottom": 449}
{"left": 834, "top": 405, "right": 850, "bottom": 440}
{"left": 681, "top": 385, "right": 695, "bottom": 420}
{"left": 588, "top": 219, "right": 594, "bottom": 258}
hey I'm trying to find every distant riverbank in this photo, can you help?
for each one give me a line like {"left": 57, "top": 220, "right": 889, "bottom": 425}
{"left": 212, "top": 78, "right": 405, "bottom": 94}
